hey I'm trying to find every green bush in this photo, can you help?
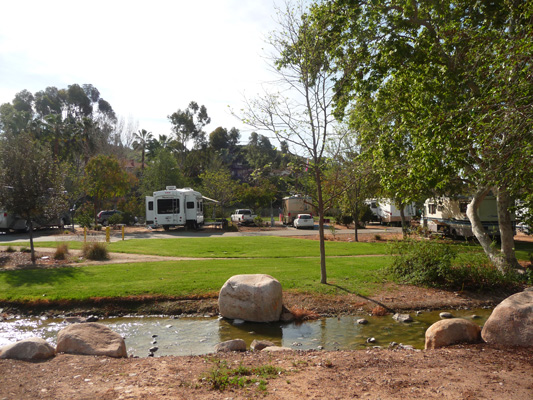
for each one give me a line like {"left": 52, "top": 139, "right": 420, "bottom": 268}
{"left": 108, "top": 213, "right": 123, "bottom": 226}
{"left": 254, "top": 216, "right": 263, "bottom": 227}
{"left": 82, "top": 242, "right": 109, "bottom": 261}
{"left": 388, "top": 239, "right": 457, "bottom": 286}
{"left": 75, "top": 202, "right": 94, "bottom": 228}
{"left": 336, "top": 215, "right": 353, "bottom": 228}
{"left": 387, "top": 239, "right": 521, "bottom": 290}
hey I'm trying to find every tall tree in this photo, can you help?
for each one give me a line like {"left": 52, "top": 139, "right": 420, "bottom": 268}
{"left": 239, "top": 0, "right": 345, "bottom": 283}
{"left": 83, "top": 155, "right": 131, "bottom": 225}
{"left": 310, "top": 0, "right": 533, "bottom": 272}
{"left": 0, "top": 133, "right": 68, "bottom": 263}
{"left": 168, "top": 101, "right": 211, "bottom": 151}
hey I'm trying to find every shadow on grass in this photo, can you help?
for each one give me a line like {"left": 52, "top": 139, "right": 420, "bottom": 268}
{"left": 1, "top": 266, "right": 88, "bottom": 287}
{"left": 326, "top": 282, "right": 396, "bottom": 313}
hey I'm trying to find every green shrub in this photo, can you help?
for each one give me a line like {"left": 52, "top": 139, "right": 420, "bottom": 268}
{"left": 388, "top": 239, "right": 521, "bottom": 290}
{"left": 225, "top": 223, "right": 239, "bottom": 232}
{"left": 54, "top": 243, "right": 69, "bottom": 260}
{"left": 253, "top": 216, "right": 263, "bottom": 227}
{"left": 6, "top": 246, "right": 16, "bottom": 253}
{"left": 121, "top": 211, "right": 136, "bottom": 225}
{"left": 388, "top": 239, "right": 458, "bottom": 287}
{"left": 108, "top": 213, "right": 123, "bottom": 226}
{"left": 82, "top": 242, "right": 109, "bottom": 261}
{"left": 75, "top": 202, "right": 94, "bottom": 228}
{"left": 336, "top": 215, "right": 353, "bottom": 228}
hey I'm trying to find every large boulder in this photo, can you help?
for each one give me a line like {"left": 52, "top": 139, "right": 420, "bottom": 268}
{"left": 481, "top": 290, "right": 533, "bottom": 347}
{"left": 425, "top": 318, "right": 481, "bottom": 349}
{"left": 56, "top": 322, "right": 127, "bottom": 358}
{"left": 0, "top": 337, "right": 55, "bottom": 360}
{"left": 215, "top": 339, "right": 247, "bottom": 353}
{"left": 218, "top": 274, "right": 283, "bottom": 322}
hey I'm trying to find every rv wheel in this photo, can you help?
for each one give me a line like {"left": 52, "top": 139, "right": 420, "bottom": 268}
{"left": 163, "top": 225, "right": 170, "bottom": 231}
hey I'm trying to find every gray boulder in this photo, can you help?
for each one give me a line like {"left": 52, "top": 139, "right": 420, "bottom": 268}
{"left": 56, "top": 322, "right": 127, "bottom": 358}
{"left": 425, "top": 318, "right": 481, "bottom": 349}
{"left": 0, "top": 337, "right": 55, "bottom": 360}
{"left": 393, "top": 313, "right": 413, "bottom": 323}
{"left": 250, "top": 339, "right": 275, "bottom": 351}
{"left": 218, "top": 274, "right": 283, "bottom": 322}
{"left": 215, "top": 339, "right": 247, "bottom": 352}
{"left": 481, "top": 290, "right": 533, "bottom": 347}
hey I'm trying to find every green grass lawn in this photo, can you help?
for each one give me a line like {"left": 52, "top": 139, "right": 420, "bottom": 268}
{"left": 0, "top": 235, "right": 530, "bottom": 303}
{"left": 1, "top": 236, "right": 391, "bottom": 258}
{"left": 0, "top": 256, "right": 390, "bottom": 301}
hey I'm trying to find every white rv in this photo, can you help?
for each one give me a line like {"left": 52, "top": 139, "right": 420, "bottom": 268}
{"left": 0, "top": 210, "right": 28, "bottom": 233}
{"left": 422, "top": 195, "right": 506, "bottom": 238}
{"left": 366, "top": 199, "right": 417, "bottom": 226}
{"left": 147, "top": 186, "right": 205, "bottom": 230}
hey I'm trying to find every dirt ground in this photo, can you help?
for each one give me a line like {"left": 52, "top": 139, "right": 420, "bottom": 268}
{"left": 0, "top": 228, "right": 532, "bottom": 399}
{"left": 0, "top": 344, "right": 532, "bottom": 399}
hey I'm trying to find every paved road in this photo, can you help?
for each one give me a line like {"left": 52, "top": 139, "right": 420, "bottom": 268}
{"left": 0, "top": 225, "right": 402, "bottom": 243}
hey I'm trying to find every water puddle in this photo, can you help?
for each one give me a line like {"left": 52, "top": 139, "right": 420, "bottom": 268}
{"left": 0, "top": 308, "right": 492, "bottom": 357}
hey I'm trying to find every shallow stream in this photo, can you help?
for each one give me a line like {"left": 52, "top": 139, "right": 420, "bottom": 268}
{"left": 0, "top": 308, "right": 492, "bottom": 357}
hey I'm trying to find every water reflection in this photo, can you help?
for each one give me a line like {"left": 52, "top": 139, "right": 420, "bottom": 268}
{"left": 0, "top": 308, "right": 492, "bottom": 357}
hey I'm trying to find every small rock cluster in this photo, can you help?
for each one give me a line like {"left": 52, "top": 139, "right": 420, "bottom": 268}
{"left": 0, "top": 322, "right": 127, "bottom": 361}
{"left": 215, "top": 338, "right": 291, "bottom": 353}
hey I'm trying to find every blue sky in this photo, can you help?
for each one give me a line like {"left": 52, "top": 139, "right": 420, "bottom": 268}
{"left": 0, "top": 0, "right": 282, "bottom": 141}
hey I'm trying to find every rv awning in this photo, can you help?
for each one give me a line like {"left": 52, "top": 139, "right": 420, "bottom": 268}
{"left": 202, "top": 196, "right": 219, "bottom": 204}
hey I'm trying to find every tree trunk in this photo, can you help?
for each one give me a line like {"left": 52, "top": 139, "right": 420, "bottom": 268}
{"left": 28, "top": 220, "right": 36, "bottom": 265}
{"left": 496, "top": 187, "right": 520, "bottom": 269}
{"left": 354, "top": 202, "right": 359, "bottom": 242}
{"left": 398, "top": 202, "right": 407, "bottom": 239}
{"left": 466, "top": 187, "right": 507, "bottom": 273}
{"left": 315, "top": 167, "right": 327, "bottom": 284}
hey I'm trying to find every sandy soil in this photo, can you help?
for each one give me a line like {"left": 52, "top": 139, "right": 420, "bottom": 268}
{"left": 0, "top": 345, "right": 532, "bottom": 399}
{"left": 1, "top": 228, "right": 531, "bottom": 399}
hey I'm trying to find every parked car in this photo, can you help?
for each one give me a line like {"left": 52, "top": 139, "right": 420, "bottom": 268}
{"left": 293, "top": 214, "right": 314, "bottom": 229}
{"left": 97, "top": 210, "right": 122, "bottom": 226}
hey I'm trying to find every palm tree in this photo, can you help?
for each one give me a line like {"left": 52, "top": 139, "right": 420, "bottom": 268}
{"left": 133, "top": 129, "right": 153, "bottom": 170}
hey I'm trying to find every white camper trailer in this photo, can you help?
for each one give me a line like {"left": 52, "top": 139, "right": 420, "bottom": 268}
{"left": 366, "top": 199, "right": 417, "bottom": 226}
{"left": 147, "top": 186, "right": 204, "bottom": 230}
{"left": 422, "top": 195, "right": 507, "bottom": 238}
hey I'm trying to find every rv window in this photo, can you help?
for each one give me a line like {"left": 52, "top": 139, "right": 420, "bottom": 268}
{"left": 148, "top": 201, "right": 153, "bottom": 211}
{"left": 187, "top": 201, "right": 195, "bottom": 209}
{"left": 157, "top": 199, "right": 179, "bottom": 214}
{"left": 197, "top": 201, "right": 203, "bottom": 211}
{"left": 437, "top": 205, "right": 443, "bottom": 212}
{"left": 428, "top": 204, "right": 436, "bottom": 214}
{"left": 459, "top": 201, "right": 468, "bottom": 213}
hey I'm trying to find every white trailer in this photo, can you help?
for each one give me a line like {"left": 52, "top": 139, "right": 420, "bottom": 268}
{"left": 366, "top": 199, "right": 417, "bottom": 226}
{"left": 422, "top": 195, "right": 507, "bottom": 238}
{"left": 0, "top": 210, "right": 28, "bottom": 233}
{"left": 0, "top": 209, "right": 71, "bottom": 233}
{"left": 147, "top": 186, "right": 205, "bottom": 230}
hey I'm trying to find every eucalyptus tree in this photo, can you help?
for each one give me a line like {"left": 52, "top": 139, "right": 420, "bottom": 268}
{"left": 239, "top": 0, "right": 347, "bottom": 283}
{"left": 309, "top": 0, "right": 533, "bottom": 272}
